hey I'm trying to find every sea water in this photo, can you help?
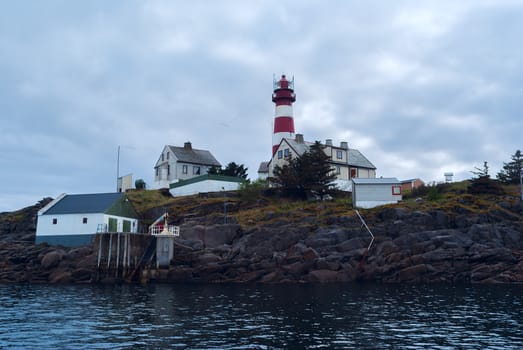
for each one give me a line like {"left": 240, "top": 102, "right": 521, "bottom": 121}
{"left": 0, "top": 283, "right": 522, "bottom": 349}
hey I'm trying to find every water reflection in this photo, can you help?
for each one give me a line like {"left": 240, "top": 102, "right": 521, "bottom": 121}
{"left": 0, "top": 283, "right": 522, "bottom": 349}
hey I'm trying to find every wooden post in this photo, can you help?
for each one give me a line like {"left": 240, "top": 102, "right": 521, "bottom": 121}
{"left": 123, "top": 234, "right": 128, "bottom": 269}
{"left": 107, "top": 233, "right": 113, "bottom": 269}
{"left": 116, "top": 233, "right": 121, "bottom": 277}
{"left": 97, "top": 234, "right": 103, "bottom": 268}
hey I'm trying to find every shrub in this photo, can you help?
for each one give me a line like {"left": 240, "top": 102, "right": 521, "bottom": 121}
{"left": 238, "top": 179, "right": 269, "bottom": 203}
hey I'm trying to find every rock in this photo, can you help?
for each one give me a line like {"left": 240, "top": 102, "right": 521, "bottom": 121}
{"left": 167, "top": 266, "right": 194, "bottom": 281}
{"left": 378, "top": 207, "right": 409, "bottom": 221}
{"left": 66, "top": 247, "right": 92, "bottom": 260}
{"left": 70, "top": 268, "right": 92, "bottom": 282}
{"left": 305, "top": 227, "right": 349, "bottom": 249}
{"left": 198, "top": 252, "right": 221, "bottom": 264}
{"left": 336, "top": 238, "right": 366, "bottom": 252}
{"left": 180, "top": 224, "right": 240, "bottom": 248}
{"left": 283, "top": 261, "right": 313, "bottom": 276}
{"left": 302, "top": 247, "right": 320, "bottom": 261}
{"left": 471, "top": 263, "right": 508, "bottom": 282}
{"left": 397, "top": 264, "right": 434, "bottom": 283}
{"left": 260, "top": 270, "right": 282, "bottom": 283}
{"left": 315, "top": 258, "right": 341, "bottom": 271}
{"left": 307, "top": 269, "right": 343, "bottom": 283}
{"left": 49, "top": 269, "right": 72, "bottom": 283}
{"left": 41, "top": 250, "right": 65, "bottom": 269}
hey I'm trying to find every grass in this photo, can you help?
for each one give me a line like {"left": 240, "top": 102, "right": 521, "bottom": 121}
{"left": 125, "top": 180, "right": 522, "bottom": 229}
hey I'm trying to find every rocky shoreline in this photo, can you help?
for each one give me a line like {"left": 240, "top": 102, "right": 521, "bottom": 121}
{"left": 1, "top": 198, "right": 523, "bottom": 284}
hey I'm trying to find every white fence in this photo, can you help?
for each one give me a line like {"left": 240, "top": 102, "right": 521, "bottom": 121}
{"left": 149, "top": 225, "right": 180, "bottom": 236}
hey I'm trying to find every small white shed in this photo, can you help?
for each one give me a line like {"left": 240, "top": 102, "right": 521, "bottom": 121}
{"left": 352, "top": 178, "right": 402, "bottom": 209}
{"left": 169, "top": 174, "right": 244, "bottom": 197}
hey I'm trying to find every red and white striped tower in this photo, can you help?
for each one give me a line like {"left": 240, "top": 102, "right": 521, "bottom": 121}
{"left": 272, "top": 74, "right": 296, "bottom": 155}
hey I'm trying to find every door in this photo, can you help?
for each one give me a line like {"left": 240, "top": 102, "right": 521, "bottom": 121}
{"left": 122, "top": 220, "right": 131, "bottom": 232}
{"left": 108, "top": 218, "right": 118, "bottom": 232}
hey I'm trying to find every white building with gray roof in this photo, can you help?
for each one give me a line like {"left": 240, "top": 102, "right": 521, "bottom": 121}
{"left": 154, "top": 142, "right": 221, "bottom": 189}
{"left": 264, "top": 134, "right": 376, "bottom": 191}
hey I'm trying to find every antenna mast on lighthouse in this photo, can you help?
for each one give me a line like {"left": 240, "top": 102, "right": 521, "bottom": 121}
{"left": 272, "top": 74, "right": 296, "bottom": 155}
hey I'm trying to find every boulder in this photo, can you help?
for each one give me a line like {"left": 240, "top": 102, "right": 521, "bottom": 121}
{"left": 198, "top": 252, "right": 221, "bottom": 264}
{"left": 70, "top": 268, "right": 92, "bottom": 282}
{"left": 41, "top": 250, "right": 65, "bottom": 269}
{"left": 397, "top": 264, "right": 435, "bottom": 283}
{"left": 180, "top": 224, "right": 240, "bottom": 248}
{"left": 378, "top": 207, "right": 409, "bottom": 221}
{"left": 305, "top": 227, "right": 348, "bottom": 249}
{"left": 336, "top": 238, "right": 366, "bottom": 252}
{"left": 307, "top": 269, "right": 343, "bottom": 283}
{"left": 48, "top": 269, "right": 71, "bottom": 283}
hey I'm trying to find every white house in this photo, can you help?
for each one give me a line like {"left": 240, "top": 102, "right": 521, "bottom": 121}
{"left": 264, "top": 134, "right": 377, "bottom": 191}
{"left": 169, "top": 174, "right": 244, "bottom": 197}
{"left": 36, "top": 192, "right": 139, "bottom": 247}
{"left": 154, "top": 142, "right": 221, "bottom": 189}
{"left": 352, "top": 178, "right": 402, "bottom": 209}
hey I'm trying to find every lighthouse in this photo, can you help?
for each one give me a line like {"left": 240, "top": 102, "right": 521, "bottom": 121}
{"left": 272, "top": 74, "right": 296, "bottom": 155}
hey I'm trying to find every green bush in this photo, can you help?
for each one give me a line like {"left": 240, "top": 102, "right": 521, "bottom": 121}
{"left": 238, "top": 179, "right": 269, "bottom": 203}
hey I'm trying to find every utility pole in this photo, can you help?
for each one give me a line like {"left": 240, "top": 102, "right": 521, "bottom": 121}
{"left": 520, "top": 167, "right": 522, "bottom": 200}
{"left": 222, "top": 187, "right": 227, "bottom": 224}
{"left": 116, "top": 145, "right": 121, "bottom": 192}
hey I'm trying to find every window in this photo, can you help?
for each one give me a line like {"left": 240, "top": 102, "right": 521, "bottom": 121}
{"left": 277, "top": 150, "right": 283, "bottom": 159}
{"left": 52, "top": 218, "right": 57, "bottom": 225}
{"left": 167, "top": 164, "right": 171, "bottom": 176}
{"left": 336, "top": 166, "right": 341, "bottom": 175}
{"left": 82, "top": 217, "right": 88, "bottom": 224}
{"left": 193, "top": 166, "right": 200, "bottom": 175}
{"left": 392, "top": 185, "right": 402, "bottom": 195}
{"left": 161, "top": 154, "right": 164, "bottom": 161}
{"left": 337, "top": 150, "right": 343, "bottom": 159}
{"left": 167, "top": 152, "right": 170, "bottom": 160}
{"left": 350, "top": 168, "right": 357, "bottom": 178}
{"left": 182, "top": 165, "right": 188, "bottom": 174}
{"left": 284, "top": 148, "right": 290, "bottom": 157}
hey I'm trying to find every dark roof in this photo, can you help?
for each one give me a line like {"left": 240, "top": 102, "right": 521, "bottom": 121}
{"left": 347, "top": 149, "right": 376, "bottom": 169}
{"left": 352, "top": 178, "right": 400, "bottom": 184}
{"left": 258, "top": 161, "right": 269, "bottom": 173}
{"left": 279, "top": 138, "right": 376, "bottom": 169}
{"left": 168, "top": 145, "right": 221, "bottom": 167}
{"left": 43, "top": 193, "right": 125, "bottom": 215}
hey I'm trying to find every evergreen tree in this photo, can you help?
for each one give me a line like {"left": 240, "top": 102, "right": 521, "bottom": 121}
{"left": 469, "top": 161, "right": 504, "bottom": 195}
{"left": 270, "top": 141, "right": 336, "bottom": 199}
{"left": 207, "top": 162, "right": 248, "bottom": 179}
{"left": 299, "top": 141, "right": 337, "bottom": 199}
{"left": 271, "top": 158, "right": 303, "bottom": 197}
{"left": 471, "top": 161, "right": 489, "bottom": 179}
{"left": 221, "top": 162, "right": 248, "bottom": 179}
{"left": 134, "top": 179, "right": 146, "bottom": 190}
{"left": 207, "top": 166, "right": 220, "bottom": 175}
{"left": 497, "top": 150, "right": 523, "bottom": 184}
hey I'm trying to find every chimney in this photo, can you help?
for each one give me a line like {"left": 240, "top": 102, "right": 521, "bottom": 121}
{"left": 295, "top": 134, "right": 304, "bottom": 143}
{"left": 184, "top": 142, "right": 192, "bottom": 150}
{"left": 340, "top": 141, "right": 348, "bottom": 149}
{"left": 325, "top": 139, "right": 333, "bottom": 146}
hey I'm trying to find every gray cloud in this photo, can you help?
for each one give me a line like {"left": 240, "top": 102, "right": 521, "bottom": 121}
{"left": 1, "top": 1, "right": 522, "bottom": 211}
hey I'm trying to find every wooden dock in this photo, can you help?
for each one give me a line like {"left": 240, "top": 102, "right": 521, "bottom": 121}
{"left": 94, "top": 232, "right": 155, "bottom": 282}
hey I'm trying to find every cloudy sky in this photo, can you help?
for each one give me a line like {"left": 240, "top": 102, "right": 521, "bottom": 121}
{"left": 1, "top": 1, "right": 522, "bottom": 211}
